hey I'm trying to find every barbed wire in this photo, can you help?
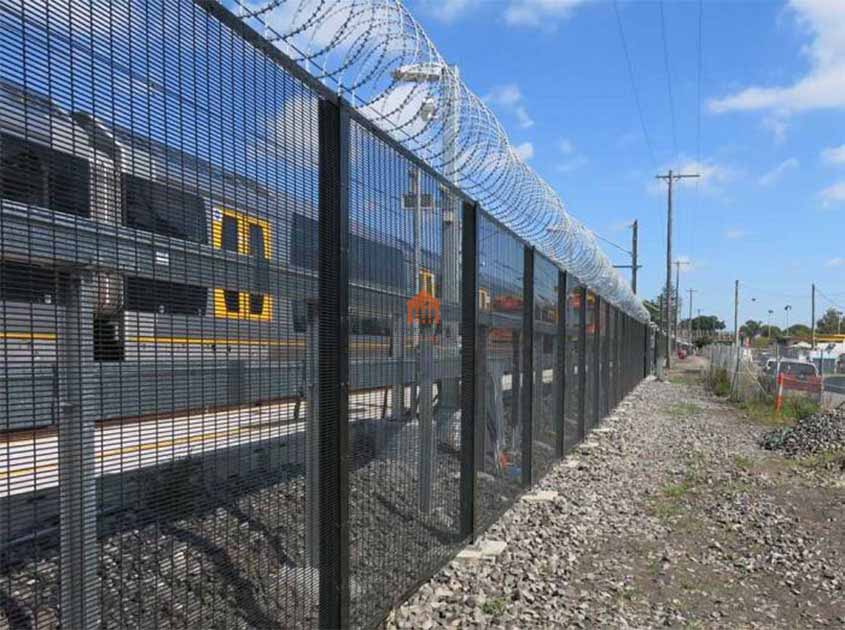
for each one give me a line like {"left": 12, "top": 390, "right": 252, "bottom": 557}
{"left": 232, "top": 0, "right": 648, "bottom": 320}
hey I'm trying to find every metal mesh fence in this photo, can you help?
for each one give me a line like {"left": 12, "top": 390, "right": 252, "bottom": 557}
{"left": 0, "top": 1, "right": 653, "bottom": 628}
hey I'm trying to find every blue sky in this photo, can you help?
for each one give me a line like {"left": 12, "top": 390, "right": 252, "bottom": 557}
{"left": 409, "top": 0, "right": 845, "bottom": 329}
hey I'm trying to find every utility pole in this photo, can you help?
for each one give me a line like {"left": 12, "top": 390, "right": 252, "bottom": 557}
{"left": 687, "top": 288, "right": 697, "bottom": 343}
{"left": 673, "top": 260, "right": 689, "bottom": 345}
{"left": 734, "top": 281, "right": 740, "bottom": 348}
{"left": 656, "top": 169, "right": 699, "bottom": 369}
{"left": 811, "top": 283, "right": 816, "bottom": 349}
{"left": 631, "top": 219, "right": 639, "bottom": 294}
{"left": 732, "top": 280, "right": 740, "bottom": 396}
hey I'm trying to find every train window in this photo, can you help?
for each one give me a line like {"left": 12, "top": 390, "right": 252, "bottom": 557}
{"left": 224, "top": 290, "right": 240, "bottom": 313}
{"left": 249, "top": 294, "right": 265, "bottom": 316}
{"left": 1, "top": 134, "right": 90, "bottom": 217}
{"left": 0, "top": 261, "right": 67, "bottom": 304}
{"left": 123, "top": 174, "right": 206, "bottom": 244}
{"left": 221, "top": 215, "right": 238, "bottom": 252}
{"left": 212, "top": 207, "right": 272, "bottom": 321}
{"left": 125, "top": 277, "right": 207, "bottom": 315}
{"left": 248, "top": 223, "right": 265, "bottom": 258}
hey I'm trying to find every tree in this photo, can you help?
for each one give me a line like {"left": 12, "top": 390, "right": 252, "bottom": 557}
{"left": 787, "top": 324, "right": 811, "bottom": 338}
{"left": 740, "top": 319, "right": 763, "bottom": 338}
{"left": 681, "top": 314, "right": 725, "bottom": 334}
{"left": 816, "top": 307, "right": 843, "bottom": 335}
{"left": 646, "top": 287, "right": 683, "bottom": 331}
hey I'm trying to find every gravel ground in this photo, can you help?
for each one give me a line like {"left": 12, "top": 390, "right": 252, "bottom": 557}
{"left": 387, "top": 357, "right": 845, "bottom": 629}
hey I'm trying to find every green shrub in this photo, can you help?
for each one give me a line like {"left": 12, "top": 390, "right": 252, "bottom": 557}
{"left": 707, "top": 368, "right": 731, "bottom": 397}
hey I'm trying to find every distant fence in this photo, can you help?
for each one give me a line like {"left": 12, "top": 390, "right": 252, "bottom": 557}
{"left": 0, "top": 1, "right": 652, "bottom": 628}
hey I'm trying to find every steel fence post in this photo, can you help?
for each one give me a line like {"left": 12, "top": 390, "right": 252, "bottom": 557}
{"left": 460, "top": 200, "right": 479, "bottom": 540}
{"left": 392, "top": 314, "right": 405, "bottom": 421}
{"left": 522, "top": 246, "right": 534, "bottom": 487}
{"left": 318, "top": 96, "right": 350, "bottom": 629}
{"left": 578, "top": 285, "right": 587, "bottom": 442}
{"left": 418, "top": 322, "right": 435, "bottom": 513}
{"left": 58, "top": 270, "right": 98, "bottom": 629}
{"left": 555, "top": 270, "right": 567, "bottom": 457}
{"left": 306, "top": 302, "right": 320, "bottom": 569}
{"left": 593, "top": 295, "right": 601, "bottom": 427}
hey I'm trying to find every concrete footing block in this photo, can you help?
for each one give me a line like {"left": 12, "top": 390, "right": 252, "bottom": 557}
{"left": 522, "top": 490, "right": 558, "bottom": 503}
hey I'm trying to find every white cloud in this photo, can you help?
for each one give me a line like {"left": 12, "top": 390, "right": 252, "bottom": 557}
{"left": 554, "top": 138, "right": 587, "bottom": 173}
{"left": 821, "top": 144, "right": 845, "bottom": 164}
{"left": 504, "top": 0, "right": 589, "bottom": 28}
{"left": 513, "top": 141, "right": 535, "bottom": 161}
{"left": 556, "top": 156, "right": 588, "bottom": 173}
{"left": 708, "top": 0, "right": 845, "bottom": 117}
{"left": 648, "top": 157, "right": 735, "bottom": 196}
{"left": 762, "top": 115, "right": 789, "bottom": 143}
{"left": 675, "top": 255, "right": 698, "bottom": 273}
{"left": 826, "top": 257, "right": 845, "bottom": 267}
{"left": 758, "top": 158, "right": 799, "bottom": 186}
{"left": 724, "top": 228, "right": 747, "bottom": 240}
{"left": 819, "top": 181, "right": 845, "bottom": 206}
{"left": 484, "top": 83, "right": 534, "bottom": 128}
{"left": 419, "top": 0, "right": 480, "bottom": 22}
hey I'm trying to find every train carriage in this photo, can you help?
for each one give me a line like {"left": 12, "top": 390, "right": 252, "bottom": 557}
{"left": 0, "top": 80, "right": 424, "bottom": 430}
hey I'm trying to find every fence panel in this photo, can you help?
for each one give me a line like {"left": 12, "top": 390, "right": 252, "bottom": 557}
{"left": 1, "top": 0, "right": 329, "bottom": 627}
{"left": 475, "top": 213, "right": 526, "bottom": 531}
{"left": 532, "top": 253, "right": 560, "bottom": 481}
{"left": 345, "top": 120, "right": 465, "bottom": 628}
{"left": 584, "top": 290, "right": 596, "bottom": 430}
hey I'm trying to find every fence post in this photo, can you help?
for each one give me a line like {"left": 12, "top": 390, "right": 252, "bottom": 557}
{"left": 555, "top": 270, "right": 567, "bottom": 457}
{"left": 418, "top": 323, "right": 435, "bottom": 513}
{"left": 318, "top": 96, "right": 350, "bottom": 629}
{"left": 522, "top": 246, "right": 535, "bottom": 486}
{"left": 305, "top": 302, "right": 320, "bottom": 568}
{"left": 58, "top": 270, "right": 98, "bottom": 629}
{"left": 392, "top": 314, "right": 405, "bottom": 421}
{"left": 460, "top": 200, "right": 479, "bottom": 540}
{"left": 593, "top": 296, "right": 601, "bottom": 427}
{"left": 578, "top": 285, "right": 587, "bottom": 441}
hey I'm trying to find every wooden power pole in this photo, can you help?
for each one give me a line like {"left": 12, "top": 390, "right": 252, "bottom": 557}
{"left": 656, "top": 170, "right": 699, "bottom": 369}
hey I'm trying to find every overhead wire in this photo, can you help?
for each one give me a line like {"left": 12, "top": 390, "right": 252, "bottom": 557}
{"left": 659, "top": 0, "right": 678, "bottom": 159}
{"left": 613, "top": 0, "right": 658, "bottom": 169}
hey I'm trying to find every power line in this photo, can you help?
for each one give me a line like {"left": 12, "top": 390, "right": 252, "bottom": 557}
{"left": 691, "top": 0, "right": 702, "bottom": 274}
{"left": 816, "top": 286, "right": 845, "bottom": 311}
{"left": 613, "top": 0, "right": 658, "bottom": 168}
{"left": 740, "top": 282, "right": 808, "bottom": 301}
{"left": 592, "top": 231, "right": 632, "bottom": 257}
{"left": 659, "top": 0, "right": 678, "bottom": 158}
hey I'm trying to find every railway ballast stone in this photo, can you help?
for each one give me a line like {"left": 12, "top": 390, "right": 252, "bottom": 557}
{"left": 761, "top": 408, "right": 845, "bottom": 458}
{"left": 388, "top": 365, "right": 845, "bottom": 629}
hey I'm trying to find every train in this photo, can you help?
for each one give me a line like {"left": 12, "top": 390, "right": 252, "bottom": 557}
{"left": 0, "top": 80, "right": 538, "bottom": 431}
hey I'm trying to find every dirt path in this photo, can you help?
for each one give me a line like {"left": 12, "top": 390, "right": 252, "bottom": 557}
{"left": 388, "top": 357, "right": 845, "bottom": 629}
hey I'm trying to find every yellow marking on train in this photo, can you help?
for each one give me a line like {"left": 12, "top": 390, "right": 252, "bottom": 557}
{"left": 1, "top": 332, "right": 57, "bottom": 341}
{"left": 126, "top": 335, "right": 294, "bottom": 347}
{"left": 0, "top": 333, "right": 389, "bottom": 348}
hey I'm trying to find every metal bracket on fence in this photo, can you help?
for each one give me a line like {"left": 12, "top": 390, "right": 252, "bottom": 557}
{"left": 58, "top": 270, "right": 99, "bottom": 629}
